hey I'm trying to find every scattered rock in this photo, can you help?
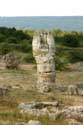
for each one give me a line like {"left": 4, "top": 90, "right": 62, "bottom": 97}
{"left": 19, "top": 101, "right": 83, "bottom": 122}
{"left": 68, "top": 119, "right": 82, "bottom": 125}
{"left": 55, "top": 106, "right": 83, "bottom": 120}
{"left": 0, "top": 87, "right": 10, "bottom": 97}
{"left": 15, "top": 122, "right": 27, "bottom": 125}
{"left": 28, "top": 120, "right": 42, "bottom": 125}
{"left": 19, "top": 101, "right": 59, "bottom": 116}
{"left": 11, "top": 84, "right": 23, "bottom": 89}
{"left": 19, "top": 101, "right": 59, "bottom": 110}
{"left": 67, "top": 85, "right": 79, "bottom": 95}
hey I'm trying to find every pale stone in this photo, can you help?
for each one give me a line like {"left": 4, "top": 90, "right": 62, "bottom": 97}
{"left": 28, "top": 120, "right": 42, "bottom": 125}
{"left": 67, "top": 85, "right": 79, "bottom": 95}
{"left": 19, "top": 102, "right": 83, "bottom": 122}
{"left": 32, "top": 31, "right": 55, "bottom": 92}
{"left": 68, "top": 119, "right": 82, "bottom": 125}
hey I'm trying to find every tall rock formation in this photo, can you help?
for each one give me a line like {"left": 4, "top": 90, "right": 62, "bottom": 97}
{"left": 32, "top": 31, "right": 55, "bottom": 92}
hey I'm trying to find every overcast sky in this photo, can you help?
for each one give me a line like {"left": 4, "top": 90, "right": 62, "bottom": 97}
{"left": 0, "top": 0, "right": 83, "bottom": 16}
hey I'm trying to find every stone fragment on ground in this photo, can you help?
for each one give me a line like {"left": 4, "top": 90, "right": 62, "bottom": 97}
{"left": 68, "top": 119, "right": 82, "bottom": 125}
{"left": 18, "top": 102, "right": 83, "bottom": 122}
{"left": 28, "top": 120, "right": 42, "bottom": 125}
{"left": 19, "top": 101, "right": 59, "bottom": 116}
{"left": 67, "top": 85, "right": 79, "bottom": 95}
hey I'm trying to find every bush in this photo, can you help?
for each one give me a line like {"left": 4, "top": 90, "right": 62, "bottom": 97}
{"left": 19, "top": 40, "right": 32, "bottom": 53}
{"left": 69, "top": 49, "right": 83, "bottom": 62}
{"left": 0, "top": 34, "right": 6, "bottom": 43}
{"left": 6, "top": 37, "right": 18, "bottom": 44}
{"left": 55, "top": 51, "right": 69, "bottom": 70}
{"left": 0, "top": 43, "right": 13, "bottom": 55}
{"left": 23, "top": 53, "right": 35, "bottom": 63}
{"left": 56, "top": 56, "right": 69, "bottom": 70}
{"left": 63, "top": 34, "right": 79, "bottom": 47}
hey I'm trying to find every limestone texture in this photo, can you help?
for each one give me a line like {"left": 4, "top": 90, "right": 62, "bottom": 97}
{"left": 32, "top": 31, "right": 55, "bottom": 92}
{"left": 28, "top": 120, "right": 42, "bottom": 125}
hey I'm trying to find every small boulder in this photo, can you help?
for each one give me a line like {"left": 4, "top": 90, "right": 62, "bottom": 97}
{"left": 67, "top": 85, "right": 79, "bottom": 95}
{"left": 3, "top": 52, "right": 20, "bottom": 69}
{"left": 28, "top": 120, "right": 42, "bottom": 125}
{"left": 0, "top": 87, "right": 10, "bottom": 97}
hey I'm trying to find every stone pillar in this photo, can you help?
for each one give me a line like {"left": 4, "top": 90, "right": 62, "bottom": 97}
{"left": 32, "top": 31, "right": 55, "bottom": 92}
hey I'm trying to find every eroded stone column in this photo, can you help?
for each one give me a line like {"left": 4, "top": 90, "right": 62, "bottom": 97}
{"left": 32, "top": 31, "right": 55, "bottom": 92}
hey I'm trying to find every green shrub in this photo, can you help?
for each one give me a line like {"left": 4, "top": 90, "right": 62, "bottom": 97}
{"left": 63, "top": 34, "right": 79, "bottom": 47}
{"left": 69, "top": 49, "right": 83, "bottom": 62}
{"left": 23, "top": 53, "right": 35, "bottom": 63}
{"left": 56, "top": 51, "right": 69, "bottom": 70}
{"left": 0, "top": 34, "right": 6, "bottom": 43}
{"left": 56, "top": 56, "right": 69, "bottom": 70}
{"left": 19, "top": 40, "right": 32, "bottom": 53}
{"left": 0, "top": 43, "right": 13, "bottom": 55}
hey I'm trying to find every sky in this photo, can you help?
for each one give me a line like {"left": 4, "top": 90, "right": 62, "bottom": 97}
{"left": 0, "top": 0, "right": 83, "bottom": 16}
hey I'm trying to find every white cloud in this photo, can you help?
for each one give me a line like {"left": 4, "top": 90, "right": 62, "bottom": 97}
{"left": 0, "top": 0, "right": 83, "bottom": 16}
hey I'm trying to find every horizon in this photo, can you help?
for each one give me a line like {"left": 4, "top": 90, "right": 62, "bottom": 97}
{"left": 0, "top": 16, "right": 83, "bottom": 17}
{"left": 0, "top": 16, "right": 83, "bottom": 31}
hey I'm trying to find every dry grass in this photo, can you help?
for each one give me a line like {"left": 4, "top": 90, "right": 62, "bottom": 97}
{"left": 0, "top": 63, "right": 83, "bottom": 124}
{"left": 56, "top": 71, "right": 83, "bottom": 86}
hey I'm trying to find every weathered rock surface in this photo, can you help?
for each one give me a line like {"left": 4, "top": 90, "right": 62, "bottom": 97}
{"left": 19, "top": 101, "right": 58, "bottom": 116}
{"left": 19, "top": 102, "right": 83, "bottom": 123}
{"left": 68, "top": 119, "right": 82, "bottom": 125}
{"left": 0, "top": 86, "right": 10, "bottom": 97}
{"left": 15, "top": 121, "right": 42, "bottom": 125}
{"left": 3, "top": 52, "right": 20, "bottom": 69}
{"left": 49, "top": 106, "right": 83, "bottom": 120}
{"left": 19, "top": 102, "right": 59, "bottom": 109}
{"left": 28, "top": 120, "right": 42, "bottom": 125}
{"left": 67, "top": 85, "right": 79, "bottom": 95}
{"left": 32, "top": 31, "right": 55, "bottom": 92}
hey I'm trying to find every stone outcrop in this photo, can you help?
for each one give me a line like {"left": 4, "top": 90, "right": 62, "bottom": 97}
{"left": 3, "top": 52, "right": 20, "bottom": 69}
{"left": 32, "top": 31, "right": 55, "bottom": 92}
{"left": 18, "top": 102, "right": 83, "bottom": 124}
{"left": 19, "top": 101, "right": 58, "bottom": 116}
{"left": 68, "top": 119, "right": 82, "bottom": 125}
{"left": 49, "top": 106, "right": 83, "bottom": 121}
{"left": 67, "top": 85, "right": 79, "bottom": 95}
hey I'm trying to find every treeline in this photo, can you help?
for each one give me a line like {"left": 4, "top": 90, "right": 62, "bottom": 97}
{"left": 0, "top": 27, "right": 34, "bottom": 63}
{"left": 53, "top": 30, "right": 83, "bottom": 70}
{"left": 0, "top": 27, "right": 83, "bottom": 70}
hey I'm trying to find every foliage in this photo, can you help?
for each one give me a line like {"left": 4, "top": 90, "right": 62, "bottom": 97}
{"left": 23, "top": 53, "right": 35, "bottom": 63}
{"left": 63, "top": 34, "right": 79, "bottom": 47}
{"left": 0, "top": 27, "right": 83, "bottom": 70}
{"left": 69, "top": 49, "right": 83, "bottom": 62}
{"left": 0, "top": 42, "right": 13, "bottom": 55}
{"left": 56, "top": 51, "right": 69, "bottom": 70}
